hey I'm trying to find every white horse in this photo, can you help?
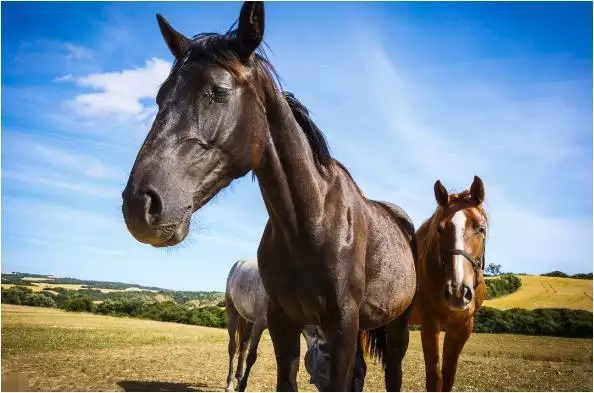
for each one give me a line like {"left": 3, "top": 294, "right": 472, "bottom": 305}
{"left": 225, "top": 258, "right": 329, "bottom": 391}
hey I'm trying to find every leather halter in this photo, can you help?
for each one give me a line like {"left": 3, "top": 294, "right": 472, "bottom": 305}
{"left": 447, "top": 245, "right": 485, "bottom": 288}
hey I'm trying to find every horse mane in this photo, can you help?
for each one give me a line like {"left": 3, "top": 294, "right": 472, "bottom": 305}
{"left": 282, "top": 91, "right": 363, "bottom": 193}
{"left": 282, "top": 91, "right": 332, "bottom": 171}
{"left": 417, "top": 191, "right": 488, "bottom": 266}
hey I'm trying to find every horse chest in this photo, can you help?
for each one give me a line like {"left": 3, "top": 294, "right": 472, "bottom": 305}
{"left": 260, "top": 262, "right": 328, "bottom": 324}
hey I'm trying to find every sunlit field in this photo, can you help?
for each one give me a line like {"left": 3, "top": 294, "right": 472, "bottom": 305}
{"left": 2, "top": 305, "right": 591, "bottom": 392}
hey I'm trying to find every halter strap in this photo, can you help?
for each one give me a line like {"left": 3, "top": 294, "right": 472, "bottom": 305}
{"left": 448, "top": 246, "right": 486, "bottom": 288}
{"left": 449, "top": 249, "right": 483, "bottom": 270}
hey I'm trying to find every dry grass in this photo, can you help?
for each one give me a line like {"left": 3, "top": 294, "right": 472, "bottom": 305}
{"left": 484, "top": 276, "right": 593, "bottom": 311}
{"left": 1, "top": 305, "right": 591, "bottom": 392}
{"left": 152, "top": 294, "right": 173, "bottom": 302}
{"left": 1, "top": 283, "right": 156, "bottom": 294}
{"left": 2, "top": 283, "right": 87, "bottom": 292}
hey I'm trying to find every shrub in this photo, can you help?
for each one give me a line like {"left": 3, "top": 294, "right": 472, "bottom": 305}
{"left": 1, "top": 287, "right": 57, "bottom": 308}
{"left": 2, "top": 288, "right": 24, "bottom": 305}
{"left": 64, "top": 296, "right": 95, "bottom": 312}
{"left": 485, "top": 274, "right": 521, "bottom": 299}
{"left": 193, "top": 306, "right": 227, "bottom": 328}
{"left": 1, "top": 286, "right": 34, "bottom": 305}
{"left": 541, "top": 271, "right": 569, "bottom": 278}
{"left": 474, "top": 307, "right": 592, "bottom": 338}
{"left": 96, "top": 298, "right": 146, "bottom": 317}
{"left": 540, "top": 271, "right": 592, "bottom": 280}
{"left": 23, "top": 293, "right": 57, "bottom": 308}
{"left": 571, "top": 273, "right": 593, "bottom": 280}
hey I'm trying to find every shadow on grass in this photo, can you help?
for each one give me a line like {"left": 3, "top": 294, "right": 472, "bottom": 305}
{"left": 117, "top": 380, "right": 221, "bottom": 392}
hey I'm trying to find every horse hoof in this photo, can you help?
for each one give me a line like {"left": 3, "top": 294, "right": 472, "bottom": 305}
{"left": 225, "top": 384, "right": 235, "bottom": 392}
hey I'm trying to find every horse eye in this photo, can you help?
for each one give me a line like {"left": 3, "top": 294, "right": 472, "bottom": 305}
{"left": 478, "top": 227, "right": 486, "bottom": 235}
{"left": 197, "top": 139, "right": 212, "bottom": 150}
{"left": 208, "top": 86, "right": 231, "bottom": 103}
{"left": 213, "top": 86, "right": 230, "bottom": 95}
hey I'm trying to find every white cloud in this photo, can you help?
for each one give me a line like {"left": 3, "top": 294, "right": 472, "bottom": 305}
{"left": 485, "top": 186, "right": 592, "bottom": 274}
{"left": 346, "top": 39, "right": 592, "bottom": 274}
{"left": 62, "top": 43, "right": 93, "bottom": 60}
{"left": 13, "top": 40, "right": 97, "bottom": 80}
{"left": 55, "top": 74, "right": 73, "bottom": 82}
{"left": 2, "top": 169, "right": 120, "bottom": 199}
{"left": 32, "top": 144, "right": 123, "bottom": 181}
{"left": 66, "top": 57, "right": 171, "bottom": 120}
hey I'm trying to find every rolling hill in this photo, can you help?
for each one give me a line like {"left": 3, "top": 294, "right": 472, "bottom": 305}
{"left": 3, "top": 272, "right": 592, "bottom": 311}
{"left": 484, "top": 275, "right": 592, "bottom": 311}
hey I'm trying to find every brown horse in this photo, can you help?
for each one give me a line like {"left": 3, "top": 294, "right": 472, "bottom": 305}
{"left": 121, "top": 2, "right": 417, "bottom": 390}
{"left": 410, "top": 176, "right": 488, "bottom": 391}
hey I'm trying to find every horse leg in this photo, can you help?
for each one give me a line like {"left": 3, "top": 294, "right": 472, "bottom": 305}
{"left": 324, "top": 303, "right": 359, "bottom": 391}
{"left": 420, "top": 318, "right": 442, "bottom": 392}
{"left": 383, "top": 309, "right": 411, "bottom": 391}
{"left": 268, "top": 301, "right": 301, "bottom": 391}
{"left": 350, "top": 332, "right": 367, "bottom": 392}
{"left": 442, "top": 319, "right": 472, "bottom": 392}
{"left": 238, "top": 319, "right": 266, "bottom": 392}
{"left": 226, "top": 298, "right": 240, "bottom": 392}
{"left": 235, "top": 320, "right": 253, "bottom": 387}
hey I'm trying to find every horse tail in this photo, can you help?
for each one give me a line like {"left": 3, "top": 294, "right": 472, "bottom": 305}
{"left": 235, "top": 316, "right": 249, "bottom": 355}
{"left": 359, "top": 327, "right": 387, "bottom": 369}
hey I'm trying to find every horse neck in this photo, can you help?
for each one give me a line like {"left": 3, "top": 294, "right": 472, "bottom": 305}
{"left": 253, "top": 95, "right": 330, "bottom": 238}
{"left": 417, "top": 216, "right": 443, "bottom": 286}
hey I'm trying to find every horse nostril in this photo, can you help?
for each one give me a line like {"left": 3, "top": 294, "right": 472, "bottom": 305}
{"left": 142, "top": 188, "right": 163, "bottom": 220}
{"left": 463, "top": 285, "right": 473, "bottom": 302}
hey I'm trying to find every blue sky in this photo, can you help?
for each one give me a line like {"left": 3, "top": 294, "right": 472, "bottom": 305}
{"left": 2, "top": 2, "right": 592, "bottom": 291}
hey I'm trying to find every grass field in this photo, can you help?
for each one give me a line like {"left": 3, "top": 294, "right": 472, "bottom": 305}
{"left": 1, "top": 305, "right": 591, "bottom": 392}
{"left": 1, "top": 283, "right": 157, "bottom": 294}
{"left": 484, "top": 276, "right": 593, "bottom": 311}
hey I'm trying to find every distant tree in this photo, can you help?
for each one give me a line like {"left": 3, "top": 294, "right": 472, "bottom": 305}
{"left": 24, "top": 293, "right": 57, "bottom": 308}
{"left": 541, "top": 271, "right": 569, "bottom": 278}
{"left": 64, "top": 296, "right": 95, "bottom": 312}
{"left": 485, "top": 275, "right": 521, "bottom": 299}
{"left": 1, "top": 289, "right": 23, "bottom": 305}
{"left": 486, "top": 263, "right": 502, "bottom": 276}
{"left": 572, "top": 273, "right": 593, "bottom": 280}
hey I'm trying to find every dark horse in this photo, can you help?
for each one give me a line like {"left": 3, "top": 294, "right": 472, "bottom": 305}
{"left": 409, "top": 176, "right": 488, "bottom": 391}
{"left": 121, "top": 2, "right": 417, "bottom": 390}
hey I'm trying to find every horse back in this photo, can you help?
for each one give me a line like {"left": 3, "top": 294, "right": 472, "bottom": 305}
{"left": 357, "top": 200, "right": 417, "bottom": 329}
{"left": 373, "top": 201, "right": 416, "bottom": 244}
{"left": 226, "top": 258, "right": 269, "bottom": 323}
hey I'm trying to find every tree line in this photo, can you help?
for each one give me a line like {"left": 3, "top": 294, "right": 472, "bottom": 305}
{"left": 3, "top": 282, "right": 591, "bottom": 338}
{"left": 541, "top": 271, "right": 593, "bottom": 280}
{"left": 1, "top": 286, "right": 227, "bottom": 328}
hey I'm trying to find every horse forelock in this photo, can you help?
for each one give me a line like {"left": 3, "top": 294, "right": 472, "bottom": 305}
{"left": 418, "top": 192, "right": 488, "bottom": 267}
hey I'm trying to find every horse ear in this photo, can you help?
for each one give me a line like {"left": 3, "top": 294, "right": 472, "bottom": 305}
{"left": 156, "top": 14, "right": 191, "bottom": 60}
{"left": 470, "top": 175, "right": 485, "bottom": 204}
{"left": 236, "top": 1, "right": 265, "bottom": 60}
{"left": 434, "top": 180, "right": 449, "bottom": 207}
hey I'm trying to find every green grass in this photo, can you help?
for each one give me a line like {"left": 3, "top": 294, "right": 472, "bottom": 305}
{"left": 484, "top": 275, "right": 593, "bottom": 311}
{"left": 1, "top": 305, "right": 592, "bottom": 392}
